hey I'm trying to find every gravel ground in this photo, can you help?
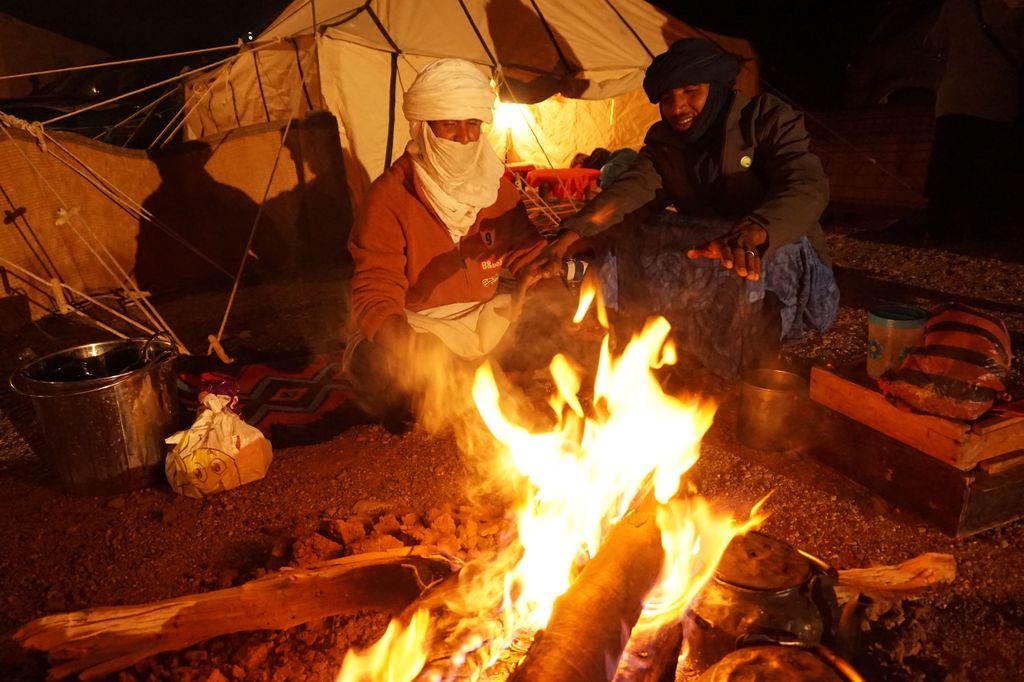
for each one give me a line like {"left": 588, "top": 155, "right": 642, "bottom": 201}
{"left": 1, "top": 212, "right": 1023, "bottom": 681}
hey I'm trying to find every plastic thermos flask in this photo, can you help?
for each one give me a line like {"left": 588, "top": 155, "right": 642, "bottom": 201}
{"left": 866, "top": 304, "right": 927, "bottom": 378}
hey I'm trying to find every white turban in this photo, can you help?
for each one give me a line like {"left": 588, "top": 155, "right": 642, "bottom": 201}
{"left": 402, "top": 59, "right": 505, "bottom": 242}
{"left": 402, "top": 58, "right": 496, "bottom": 124}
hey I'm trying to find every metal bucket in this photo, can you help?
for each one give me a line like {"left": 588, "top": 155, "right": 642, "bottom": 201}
{"left": 737, "top": 368, "right": 807, "bottom": 451}
{"left": 9, "top": 335, "right": 180, "bottom": 496}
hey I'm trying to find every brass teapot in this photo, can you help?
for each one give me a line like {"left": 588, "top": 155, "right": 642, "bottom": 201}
{"left": 683, "top": 532, "right": 840, "bottom": 671}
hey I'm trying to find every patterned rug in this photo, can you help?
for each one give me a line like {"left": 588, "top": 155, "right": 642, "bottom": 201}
{"left": 177, "top": 350, "right": 361, "bottom": 442}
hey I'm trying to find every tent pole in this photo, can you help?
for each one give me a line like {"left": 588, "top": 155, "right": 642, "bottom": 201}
{"left": 312, "top": 0, "right": 325, "bottom": 110}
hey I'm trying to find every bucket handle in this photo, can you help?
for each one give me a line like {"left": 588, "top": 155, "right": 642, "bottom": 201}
{"left": 122, "top": 332, "right": 176, "bottom": 373}
{"left": 9, "top": 332, "right": 178, "bottom": 398}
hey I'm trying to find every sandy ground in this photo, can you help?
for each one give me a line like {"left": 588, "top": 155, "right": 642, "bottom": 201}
{"left": 1, "top": 211, "right": 1023, "bottom": 681}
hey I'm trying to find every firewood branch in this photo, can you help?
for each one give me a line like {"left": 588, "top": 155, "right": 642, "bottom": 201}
{"left": 15, "top": 547, "right": 457, "bottom": 680}
{"left": 834, "top": 552, "right": 957, "bottom": 604}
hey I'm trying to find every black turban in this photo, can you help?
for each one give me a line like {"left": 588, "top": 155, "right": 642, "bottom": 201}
{"left": 642, "top": 38, "right": 742, "bottom": 103}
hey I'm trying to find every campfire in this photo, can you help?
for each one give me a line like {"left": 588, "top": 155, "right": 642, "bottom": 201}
{"left": 337, "top": 286, "right": 764, "bottom": 680}
{"left": 20, "top": 284, "right": 951, "bottom": 680}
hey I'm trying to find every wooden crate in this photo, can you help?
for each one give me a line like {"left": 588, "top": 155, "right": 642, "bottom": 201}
{"left": 809, "top": 364, "right": 1024, "bottom": 471}
{"left": 803, "top": 363, "right": 1024, "bottom": 537}
{"left": 803, "top": 402, "right": 1024, "bottom": 537}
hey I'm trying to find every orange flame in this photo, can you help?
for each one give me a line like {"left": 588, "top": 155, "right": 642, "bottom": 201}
{"left": 572, "top": 274, "right": 608, "bottom": 328}
{"left": 334, "top": 301, "right": 762, "bottom": 679}
{"left": 638, "top": 495, "right": 769, "bottom": 632}
{"left": 335, "top": 608, "right": 431, "bottom": 682}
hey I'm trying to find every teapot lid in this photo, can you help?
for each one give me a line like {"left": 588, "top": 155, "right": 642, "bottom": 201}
{"left": 714, "top": 532, "right": 811, "bottom": 591}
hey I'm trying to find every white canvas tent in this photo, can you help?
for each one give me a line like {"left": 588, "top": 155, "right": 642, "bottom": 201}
{"left": 183, "top": 0, "right": 758, "bottom": 205}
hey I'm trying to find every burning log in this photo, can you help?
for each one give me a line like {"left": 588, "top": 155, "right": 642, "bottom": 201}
{"left": 352, "top": 503, "right": 673, "bottom": 682}
{"left": 509, "top": 503, "right": 666, "bottom": 682}
{"left": 396, "top": 555, "right": 524, "bottom": 680}
{"left": 15, "top": 547, "right": 456, "bottom": 680}
{"left": 334, "top": 316, "right": 736, "bottom": 680}
{"left": 612, "top": 622, "right": 683, "bottom": 682}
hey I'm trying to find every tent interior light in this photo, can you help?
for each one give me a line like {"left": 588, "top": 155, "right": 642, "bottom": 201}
{"left": 493, "top": 102, "right": 534, "bottom": 136}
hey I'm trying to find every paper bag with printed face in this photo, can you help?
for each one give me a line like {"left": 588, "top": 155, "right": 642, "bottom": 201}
{"left": 164, "top": 383, "right": 273, "bottom": 498}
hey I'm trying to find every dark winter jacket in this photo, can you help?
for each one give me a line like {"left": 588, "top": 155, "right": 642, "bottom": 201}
{"left": 563, "top": 92, "right": 831, "bottom": 264}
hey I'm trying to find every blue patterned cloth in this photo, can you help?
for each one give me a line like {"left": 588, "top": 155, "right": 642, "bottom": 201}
{"left": 599, "top": 212, "right": 839, "bottom": 378}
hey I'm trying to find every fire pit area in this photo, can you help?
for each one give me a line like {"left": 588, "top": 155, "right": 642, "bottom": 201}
{"left": 2, "top": 218, "right": 1024, "bottom": 680}
{"left": 9, "top": 494, "right": 953, "bottom": 681}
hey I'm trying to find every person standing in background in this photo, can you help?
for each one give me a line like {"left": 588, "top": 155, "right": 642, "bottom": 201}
{"left": 925, "top": 0, "right": 1023, "bottom": 245}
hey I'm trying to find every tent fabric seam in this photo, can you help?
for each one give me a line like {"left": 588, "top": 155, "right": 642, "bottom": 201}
{"left": 251, "top": 50, "right": 272, "bottom": 123}
{"left": 526, "top": 0, "right": 577, "bottom": 73}
{"left": 289, "top": 37, "right": 315, "bottom": 110}
{"left": 455, "top": 0, "right": 498, "bottom": 67}
{"left": 603, "top": 0, "right": 654, "bottom": 58}
{"left": 384, "top": 51, "right": 398, "bottom": 169}
{"left": 361, "top": 4, "right": 402, "bottom": 168}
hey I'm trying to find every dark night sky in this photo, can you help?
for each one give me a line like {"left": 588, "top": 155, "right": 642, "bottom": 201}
{"left": 2, "top": 0, "right": 927, "bottom": 110}
{"left": 0, "top": 0, "right": 289, "bottom": 57}
{"left": 658, "top": 0, "right": 901, "bottom": 108}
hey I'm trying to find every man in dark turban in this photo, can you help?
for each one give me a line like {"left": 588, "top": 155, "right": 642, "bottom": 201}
{"left": 515, "top": 38, "right": 838, "bottom": 380}
{"left": 642, "top": 37, "right": 742, "bottom": 144}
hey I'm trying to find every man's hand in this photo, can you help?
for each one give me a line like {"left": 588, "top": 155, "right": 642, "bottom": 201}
{"left": 514, "top": 229, "right": 583, "bottom": 292}
{"left": 686, "top": 220, "right": 769, "bottom": 280}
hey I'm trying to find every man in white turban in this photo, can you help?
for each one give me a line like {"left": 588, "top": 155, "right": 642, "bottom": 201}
{"left": 345, "top": 58, "right": 546, "bottom": 428}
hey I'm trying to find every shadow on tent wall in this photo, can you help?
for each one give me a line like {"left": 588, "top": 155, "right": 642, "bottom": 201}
{"left": 137, "top": 110, "right": 353, "bottom": 292}
{"left": 0, "top": 109, "right": 354, "bottom": 320}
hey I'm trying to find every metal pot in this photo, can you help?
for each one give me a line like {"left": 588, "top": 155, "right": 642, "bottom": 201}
{"left": 9, "top": 334, "right": 179, "bottom": 496}
{"left": 683, "top": 532, "right": 839, "bottom": 671}
{"left": 737, "top": 369, "right": 808, "bottom": 451}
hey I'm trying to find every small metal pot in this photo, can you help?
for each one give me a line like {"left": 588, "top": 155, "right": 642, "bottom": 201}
{"left": 737, "top": 369, "right": 807, "bottom": 450}
{"left": 683, "top": 532, "right": 839, "bottom": 672}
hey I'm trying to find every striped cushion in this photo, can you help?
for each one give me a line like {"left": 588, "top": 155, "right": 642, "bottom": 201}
{"left": 878, "top": 303, "right": 1012, "bottom": 421}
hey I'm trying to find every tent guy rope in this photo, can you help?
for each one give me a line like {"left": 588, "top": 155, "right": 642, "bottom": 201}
{"left": 41, "top": 43, "right": 279, "bottom": 128}
{"left": 0, "top": 40, "right": 268, "bottom": 83}
{"left": 0, "top": 118, "right": 189, "bottom": 352}
{"left": 206, "top": 84, "right": 308, "bottom": 361}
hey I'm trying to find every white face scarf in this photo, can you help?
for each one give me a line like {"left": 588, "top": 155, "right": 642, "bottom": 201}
{"left": 401, "top": 58, "right": 505, "bottom": 242}
{"left": 407, "top": 121, "right": 505, "bottom": 241}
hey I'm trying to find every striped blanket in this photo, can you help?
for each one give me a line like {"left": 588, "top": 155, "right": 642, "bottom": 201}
{"left": 879, "top": 303, "right": 1012, "bottom": 421}
{"left": 177, "top": 351, "right": 357, "bottom": 440}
